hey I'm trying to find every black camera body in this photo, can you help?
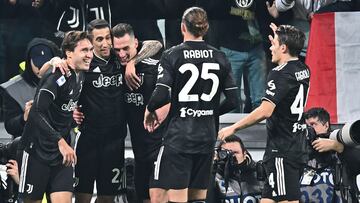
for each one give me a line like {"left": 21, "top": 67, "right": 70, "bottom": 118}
{"left": 0, "top": 137, "right": 21, "bottom": 203}
{"left": 0, "top": 139, "right": 19, "bottom": 165}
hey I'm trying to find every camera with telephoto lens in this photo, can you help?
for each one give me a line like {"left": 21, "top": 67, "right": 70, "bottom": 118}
{"left": 0, "top": 137, "right": 21, "bottom": 203}
{"left": 329, "top": 120, "right": 360, "bottom": 147}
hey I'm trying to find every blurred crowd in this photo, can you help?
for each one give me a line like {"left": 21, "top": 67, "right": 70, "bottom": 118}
{"left": 1, "top": 0, "right": 359, "bottom": 113}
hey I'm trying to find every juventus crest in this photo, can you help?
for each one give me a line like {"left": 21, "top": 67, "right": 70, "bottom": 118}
{"left": 234, "top": 0, "right": 254, "bottom": 8}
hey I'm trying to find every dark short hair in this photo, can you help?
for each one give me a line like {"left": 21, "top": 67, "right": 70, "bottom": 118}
{"left": 87, "top": 19, "right": 111, "bottom": 41}
{"left": 182, "top": 7, "right": 209, "bottom": 38}
{"left": 61, "top": 31, "right": 90, "bottom": 58}
{"left": 112, "top": 23, "right": 135, "bottom": 39}
{"left": 275, "top": 25, "right": 305, "bottom": 57}
{"left": 220, "top": 135, "right": 248, "bottom": 155}
{"left": 304, "top": 107, "right": 331, "bottom": 127}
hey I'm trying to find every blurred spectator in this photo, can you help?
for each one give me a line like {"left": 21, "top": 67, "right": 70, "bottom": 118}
{"left": 202, "top": 0, "right": 267, "bottom": 112}
{"left": 0, "top": 38, "right": 61, "bottom": 138}
{"left": 0, "top": 0, "right": 46, "bottom": 84}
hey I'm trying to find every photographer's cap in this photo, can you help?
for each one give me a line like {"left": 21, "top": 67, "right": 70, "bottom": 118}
{"left": 29, "top": 44, "right": 53, "bottom": 68}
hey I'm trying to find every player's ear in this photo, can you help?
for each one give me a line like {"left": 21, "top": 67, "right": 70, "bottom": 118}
{"left": 280, "top": 44, "right": 288, "bottom": 54}
{"left": 181, "top": 22, "right": 187, "bottom": 35}
{"left": 134, "top": 38, "right": 138, "bottom": 49}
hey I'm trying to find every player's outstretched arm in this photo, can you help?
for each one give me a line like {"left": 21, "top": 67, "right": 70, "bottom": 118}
{"left": 218, "top": 100, "right": 275, "bottom": 140}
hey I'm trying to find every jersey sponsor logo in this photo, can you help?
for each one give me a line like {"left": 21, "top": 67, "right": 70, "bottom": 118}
{"left": 125, "top": 93, "right": 144, "bottom": 106}
{"left": 92, "top": 73, "right": 122, "bottom": 88}
{"left": 157, "top": 64, "right": 164, "bottom": 79}
{"left": 183, "top": 49, "right": 214, "bottom": 59}
{"left": 61, "top": 99, "right": 78, "bottom": 111}
{"left": 266, "top": 80, "right": 276, "bottom": 96}
{"left": 292, "top": 122, "right": 307, "bottom": 133}
{"left": 56, "top": 75, "right": 66, "bottom": 86}
{"left": 179, "top": 107, "right": 214, "bottom": 118}
{"left": 295, "top": 69, "right": 310, "bottom": 81}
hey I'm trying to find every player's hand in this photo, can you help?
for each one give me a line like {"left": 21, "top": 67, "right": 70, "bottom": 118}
{"left": 50, "top": 57, "right": 69, "bottom": 75}
{"left": 154, "top": 103, "right": 171, "bottom": 126}
{"left": 266, "top": 1, "right": 279, "bottom": 18}
{"left": 58, "top": 138, "right": 77, "bottom": 166}
{"left": 73, "top": 106, "right": 84, "bottom": 125}
{"left": 218, "top": 126, "right": 236, "bottom": 141}
{"left": 312, "top": 138, "right": 344, "bottom": 153}
{"left": 125, "top": 60, "right": 141, "bottom": 91}
{"left": 268, "top": 23, "right": 278, "bottom": 45}
{"left": 23, "top": 100, "right": 33, "bottom": 122}
{"left": 6, "top": 160, "right": 19, "bottom": 184}
{"left": 144, "top": 108, "right": 160, "bottom": 133}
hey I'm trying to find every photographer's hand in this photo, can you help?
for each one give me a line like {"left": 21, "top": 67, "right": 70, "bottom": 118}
{"left": 6, "top": 160, "right": 19, "bottom": 185}
{"left": 312, "top": 138, "right": 344, "bottom": 153}
{"left": 23, "top": 100, "right": 33, "bottom": 122}
{"left": 58, "top": 138, "right": 77, "bottom": 167}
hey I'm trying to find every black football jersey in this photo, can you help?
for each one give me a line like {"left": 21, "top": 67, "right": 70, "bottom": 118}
{"left": 157, "top": 41, "right": 237, "bottom": 154}
{"left": 79, "top": 52, "right": 126, "bottom": 129}
{"left": 22, "top": 69, "right": 84, "bottom": 165}
{"left": 262, "top": 60, "right": 310, "bottom": 163}
{"left": 124, "top": 47, "right": 163, "bottom": 158}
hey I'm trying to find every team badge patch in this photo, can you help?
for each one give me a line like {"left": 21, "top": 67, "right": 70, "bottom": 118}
{"left": 56, "top": 75, "right": 66, "bottom": 86}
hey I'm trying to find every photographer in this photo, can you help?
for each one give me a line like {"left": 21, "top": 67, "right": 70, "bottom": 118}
{"left": 303, "top": 107, "right": 360, "bottom": 202}
{"left": 207, "top": 135, "right": 264, "bottom": 203}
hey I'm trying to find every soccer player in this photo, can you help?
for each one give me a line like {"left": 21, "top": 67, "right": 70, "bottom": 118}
{"left": 144, "top": 7, "right": 239, "bottom": 202}
{"left": 112, "top": 23, "right": 169, "bottom": 203}
{"left": 72, "top": 19, "right": 127, "bottom": 203}
{"left": 71, "top": 20, "right": 163, "bottom": 203}
{"left": 18, "top": 31, "right": 93, "bottom": 203}
{"left": 218, "top": 23, "right": 309, "bottom": 203}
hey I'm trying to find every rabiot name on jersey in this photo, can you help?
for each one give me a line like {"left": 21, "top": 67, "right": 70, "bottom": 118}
{"left": 183, "top": 49, "right": 214, "bottom": 59}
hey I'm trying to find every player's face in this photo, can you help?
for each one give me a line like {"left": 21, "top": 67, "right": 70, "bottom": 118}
{"left": 113, "top": 34, "right": 138, "bottom": 66}
{"left": 269, "top": 34, "right": 282, "bottom": 64}
{"left": 68, "top": 39, "right": 93, "bottom": 71}
{"left": 91, "top": 27, "right": 112, "bottom": 59}
{"left": 305, "top": 117, "right": 329, "bottom": 135}
{"left": 221, "top": 142, "right": 246, "bottom": 164}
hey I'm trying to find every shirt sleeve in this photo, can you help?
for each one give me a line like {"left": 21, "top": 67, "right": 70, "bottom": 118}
{"left": 262, "top": 70, "right": 291, "bottom": 106}
{"left": 29, "top": 73, "right": 63, "bottom": 142}
{"left": 147, "top": 51, "right": 174, "bottom": 112}
{"left": 219, "top": 57, "right": 239, "bottom": 114}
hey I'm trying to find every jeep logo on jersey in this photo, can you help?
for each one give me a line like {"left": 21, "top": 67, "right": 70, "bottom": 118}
{"left": 125, "top": 93, "right": 144, "bottom": 106}
{"left": 61, "top": 99, "right": 78, "bottom": 111}
{"left": 92, "top": 74, "right": 123, "bottom": 88}
{"left": 234, "top": 0, "right": 253, "bottom": 8}
{"left": 180, "top": 107, "right": 214, "bottom": 118}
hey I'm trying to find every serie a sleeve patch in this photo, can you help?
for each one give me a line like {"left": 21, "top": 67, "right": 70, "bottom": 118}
{"left": 56, "top": 75, "right": 66, "bottom": 86}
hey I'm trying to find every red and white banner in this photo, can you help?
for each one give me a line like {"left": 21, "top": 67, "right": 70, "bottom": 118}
{"left": 305, "top": 12, "right": 360, "bottom": 124}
